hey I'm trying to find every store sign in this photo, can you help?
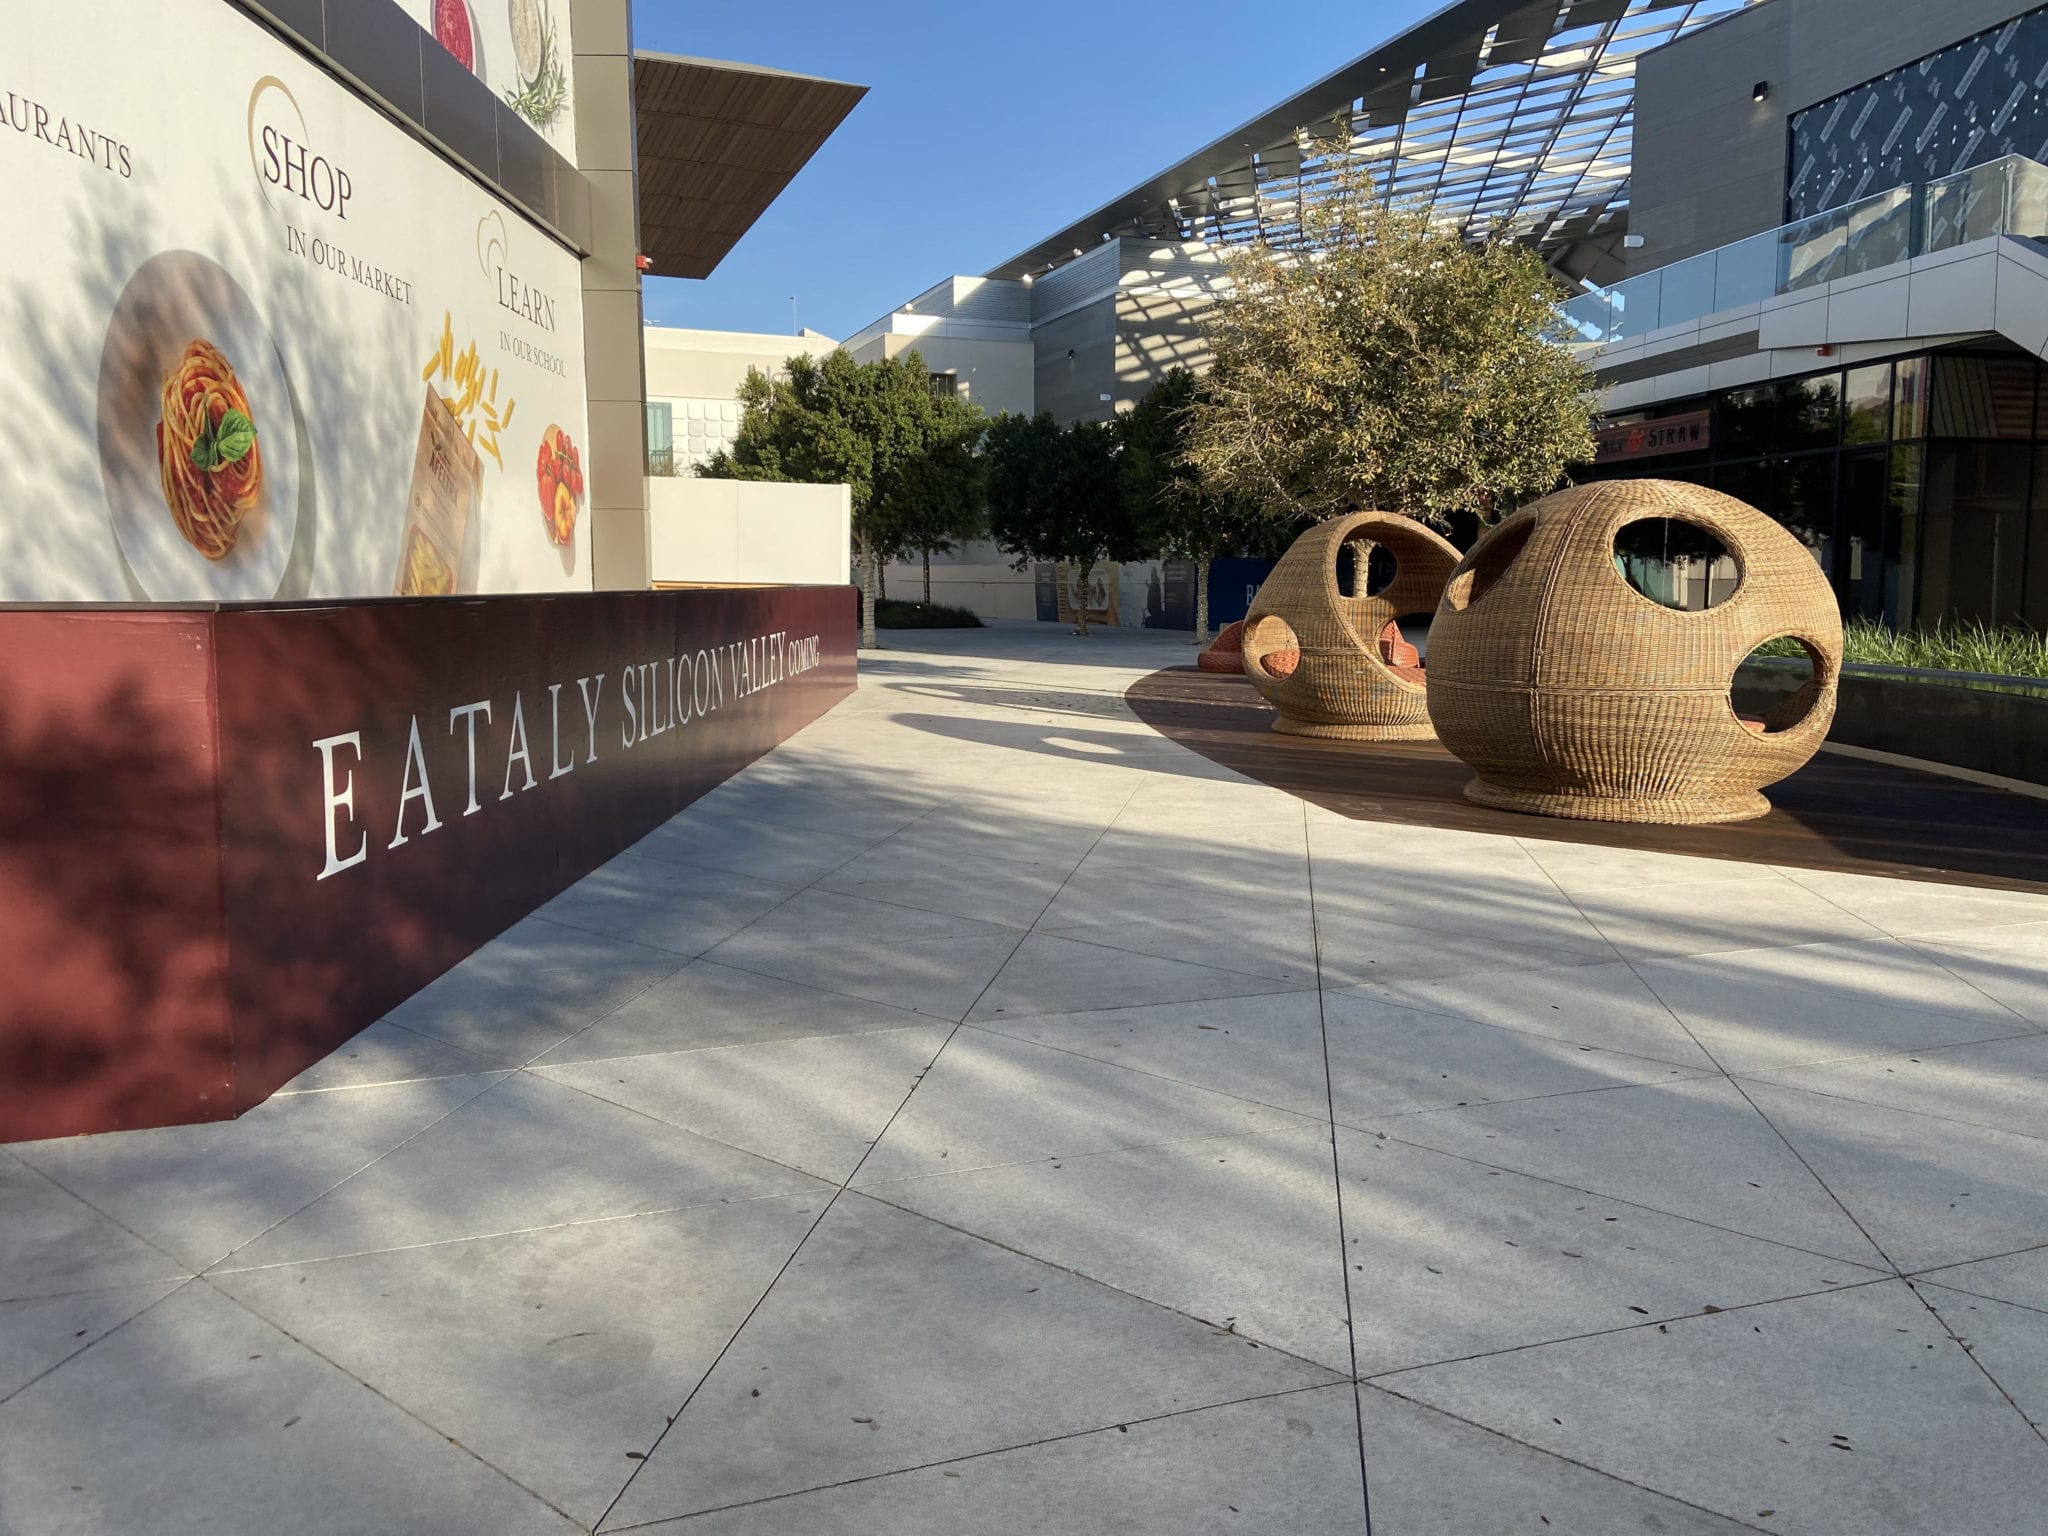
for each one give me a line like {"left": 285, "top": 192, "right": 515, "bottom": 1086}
{"left": 0, "top": 587, "right": 856, "bottom": 1142}
{"left": 0, "top": 0, "right": 590, "bottom": 602}
{"left": 1593, "top": 410, "right": 1712, "bottom": 464}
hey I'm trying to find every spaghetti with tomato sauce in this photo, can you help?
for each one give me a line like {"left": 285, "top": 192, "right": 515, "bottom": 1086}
{"left": 157, "top": 339, "right": 262, "bottom": 559}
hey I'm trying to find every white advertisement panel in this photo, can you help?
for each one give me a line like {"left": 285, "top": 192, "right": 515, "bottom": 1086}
{"left": 399, "top": 0, "right": 578, "bottom": 155}
{"left": 1, "top": 0, "right": 591, "bottom": 601}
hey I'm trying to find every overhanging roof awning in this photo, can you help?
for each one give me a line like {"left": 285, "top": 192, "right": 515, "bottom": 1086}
{"left": 635, "top": 52, "right": 867, "bottom": 281}
{"left": 988, "top": 0, "right": 1753, "bottom": 284}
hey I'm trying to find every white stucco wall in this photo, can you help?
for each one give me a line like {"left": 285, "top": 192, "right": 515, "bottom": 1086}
{"left": 648, "top": 478, "right": 851, "bottom": 587}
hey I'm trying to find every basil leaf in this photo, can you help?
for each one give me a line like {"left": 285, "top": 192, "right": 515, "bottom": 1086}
{"left": 211, "top": 409, "right": 257, "bottom": 466}
{"left": 189, "top": 418, "right": 222, "bottom": 471}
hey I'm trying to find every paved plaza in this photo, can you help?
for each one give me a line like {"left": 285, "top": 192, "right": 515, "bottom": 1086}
{"left": 6, "top": 623, "right": 2048, "bottom": 1533}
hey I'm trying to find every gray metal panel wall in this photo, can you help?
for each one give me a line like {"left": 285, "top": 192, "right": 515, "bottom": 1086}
{"left": 1033, "top": 296, "right": 1119, "bottom": 424}
{"left": 1031, "top": 242, "right": 1120, "bottom": 325}
{"left": 1630, "top": 0, "right": 2033, "bottom": 271}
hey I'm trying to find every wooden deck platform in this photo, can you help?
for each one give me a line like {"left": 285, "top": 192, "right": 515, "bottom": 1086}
{"left": 1126, "top": 667, "right": 2048, "bottom": 894}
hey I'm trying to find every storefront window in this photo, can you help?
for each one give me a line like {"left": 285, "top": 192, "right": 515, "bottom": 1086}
{"left": 1920, "top": 442, "right": 2030, "bottom": 628}
{"left": 1842, "top": 364, "right": 1890, "bottom": 447}
{"left": 1930, "top": 356, "right": 2039, "bottom": 440}
{"left": 1717, "top": 385, "right": 1776, "bottom": 460}
{"left": 1894, "top": 356, "right": 1928, "bottom": 440}
{"left": 1778, "top": 374, "right": 1840, "bottom": 453}
{"left": 1888, "top": 444, "right": 1921, "bottom": 632}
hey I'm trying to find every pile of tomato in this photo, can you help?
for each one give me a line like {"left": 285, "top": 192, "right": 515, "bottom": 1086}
{"left": 537, "top": 427, "right": 583, "bottom": 546}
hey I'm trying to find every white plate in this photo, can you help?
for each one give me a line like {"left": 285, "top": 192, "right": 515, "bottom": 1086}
{"left": 97, "top": 251, "right": 300, "bottom": 602}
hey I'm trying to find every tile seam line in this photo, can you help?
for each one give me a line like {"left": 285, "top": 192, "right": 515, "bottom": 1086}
{"left": 1303, "top": 796, "right": 1376, "bottom": 1532}
{"left": 1799, "top": 879, "right": 2045, "bottom": 1029}
{"left": 202, "top": 1186, "right": 834, "bottom": 1277}
{"left": 1361, "top": 1271, "right": 1900, "bottom": 1385}
{"left": 0, "top": 1274, "right": 198, "bottom": 1412}
{"left": 1356, "top": 1381, "right": 1782, "bottom": 1536}
{"left": 850, "top": 1186, "right": 1350, "bottom": 1379}
{"left": 530, "top": 1017, "right": 946, "bottom": 1073}
{"left": 1726, "top": 1062, "right": 2048, "bottom": 1146}
{"left": 598, "top": 1381, "right": 1352, "bottom": 1532}
{"left": 1355, "top": 1120, "right": 1897, "bottom": 1274}
{"left": 2, "top": 1149, "right": 199, "bottom": 1285}
{"left": 1010, "top": 931, "right": 1320, "bottom": 990}
{"left": 1906, "top": 1236, "right": 2048, "bottom": 1285}
{"left": 587, "top": 776, "right": 1147, "bottom": 1532}
{"left": 202, "top": 1277, "right": 592, "bottom": 1532}
{"left": 847, "top": 1120, "right": 1336, "bottom": 1193}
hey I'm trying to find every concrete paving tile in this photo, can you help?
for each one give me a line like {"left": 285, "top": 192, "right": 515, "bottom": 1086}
{"left": 0, "top": 1281, "right": 575, "bottom": 1535}
{"left": 816, "top": 842, "right": 1070, "bottom": 929}
{"left": 1322, "top": 995, "right": 1708, "bottom": 1123}
{"left": 530, "top": 959, "right": 932, "bottom": 1066}
{"left": 665, "top": 1385, "right": 1365, "bottom": 1535}
{"left": 219, "top": 1073, "right": 827, "bottom": 1270}
{"left": 1516, "top": 839, "right": 1789, "bottom": 896}
{"left": 626, "top": 809, "right": 877, "bottom": 886}
{"left": 1349, "top": 961, "right": 1719, "bottom": 1068}
{"left": 1356, "top": 1386, "right": 1759, "bottom": 1535}
{"left": 1654, "top": 934, "right": 2030, "bottom": 1024}
{"left": 0, "top": 1282, "right": 181, "bottom": 1400}
{"left": 1336, "top": 1128, "right": 1879, "bottom": 1375}
{"left": 1784, "top": 872, "right": 2048, "bottom": 941}
{"left": 1567, "top": 880, "right": 1886, "bottom": 961}
{"left": 1315, "top": 866, "right": 1621, "bottom": 963}
{"left": 1635, "top": 954, "right": 2033, "bottom": 1073}
{"left": 533, "top": 857, "right": 795, "bottom": 959}
{"left": 1905, "top": 930, "right": 2048, "bottom": 1026}
{"left": 0, "top": 1155, "right": 188, "bottom": 1301}
{"left": 1356, "top": 1078, "right": 1888, "bottom": 1267}
{"left": 1376, "top": 1281, "right": 2048, "bottom": 1536}
{"left": 1742, "top": 1035, "right": 2048, "bottom": 1141}
{"left": 1915, "top": 1282, "right": 2048, "bottom": 1435}
{"left": 1034, "top": 863, "right": 1311, "bottom": 938}
{"left": 1309, "top": 910, "right": 1614, "bottom": 990}
{"left": 601, "top": 1192, "right": 1339, "bottom": 1526}
{"left": 974, "top": 992, "right": 1333, "bottom": 1118}
{"left": 381, "top": 913, "right": 686, "bottom": 1067}
{"left": 871, "top": 1124, "right": 1352, "bottom": 1370}
{"left": 1036, "top": 913, "right": 1321, "bottom": 988}
{"left": 852, "top": 1029, "right": 1314, "bottom": 1186}
{"left": 536, "top": 1025, "right": 951, "bottom": 1182}
{"left": 968, "top": 933, "right": 1312, "bottom": 1022}
{"left": 13, "top": 1074, "right": 501, "bottom": 1273}
{"left": 216, "top": 1195, "right": 826, "bottom": 1526}
{"left": 275, "top": 1020, "right": 492, "bottom": 1094}
{"left": 1744, "top": 1081, "right": 2048, "bottom": 1273}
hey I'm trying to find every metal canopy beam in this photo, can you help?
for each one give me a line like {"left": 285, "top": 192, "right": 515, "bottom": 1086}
{"left": 985, "top": 0, "right": 1752, "bottom": 284}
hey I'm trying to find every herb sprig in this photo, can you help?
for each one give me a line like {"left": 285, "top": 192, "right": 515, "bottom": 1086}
{"left": 191, "top": 408, "right": 256, "bottom": 472}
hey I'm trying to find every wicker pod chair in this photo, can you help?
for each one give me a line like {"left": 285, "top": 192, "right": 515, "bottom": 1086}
{"left": 1198, "top": 620, "right": 1247, "bottom": 673}
{"left": 1426, "top": 479, "right": 1842, "bottom": 825}
{"left": 1240, "top": 511, "right": 1462, "bottom": 740}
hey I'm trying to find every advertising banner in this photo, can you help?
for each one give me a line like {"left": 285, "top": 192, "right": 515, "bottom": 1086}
{"left": 1, "top": 0, "right": 591, "bottom": 601}
{"left": 0, "top": 586, "right": 858, "bottom": 1141}
{"left": 400, "top": 0, "right": 578, "bottom": 156}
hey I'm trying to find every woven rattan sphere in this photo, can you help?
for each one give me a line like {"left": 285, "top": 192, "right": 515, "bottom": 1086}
{"left": 1241, "top": 512, "right": 1462, "bottom": 740}
{"left": 1426, "top": 479, "right": 1842, "bottom": 824}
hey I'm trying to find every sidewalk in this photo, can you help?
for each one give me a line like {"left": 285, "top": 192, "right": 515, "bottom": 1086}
{"left": 5, "top": 622, "right": 2048, "bottom": 1533}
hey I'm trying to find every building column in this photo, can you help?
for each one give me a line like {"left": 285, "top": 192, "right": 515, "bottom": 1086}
{"left": 570, "top": 0, "right": 650, "bottom": 589}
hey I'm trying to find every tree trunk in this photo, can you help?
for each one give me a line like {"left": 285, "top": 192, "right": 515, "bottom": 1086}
{"left": 858, "top": 528, "right": 878, "bottom": 650}
{"left": 1194, "top": 555, "right": 1211, "bottom": 644}
{"left": 878, "top": 560, "right": 887, "bottom": 603}
{"left": 1074, "top": 559, "right": 1093, "bottom": 636}
{"left": 922, "top": 547, "right": 932, "bottom": 606}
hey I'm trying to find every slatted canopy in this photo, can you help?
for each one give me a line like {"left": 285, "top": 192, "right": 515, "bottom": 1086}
{"left": 988, "top": 0, "right": 1754, "bottom": 287}
{"left": 635, "top": 52, "right": 867, "bottom": 281}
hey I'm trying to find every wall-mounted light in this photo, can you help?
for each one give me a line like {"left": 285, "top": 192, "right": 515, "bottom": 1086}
{"left": 1752, "top": 80, "right": 1770, "bottom": 102}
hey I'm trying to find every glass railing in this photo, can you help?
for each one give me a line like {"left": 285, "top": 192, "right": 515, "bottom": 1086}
{"left": 1562, "top": 154, "right": 2048, "bottom": 346}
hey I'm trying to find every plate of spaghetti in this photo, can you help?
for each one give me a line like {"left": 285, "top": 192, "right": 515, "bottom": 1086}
{"left": 97, "top": 252, "right": 299, "bottom": 599}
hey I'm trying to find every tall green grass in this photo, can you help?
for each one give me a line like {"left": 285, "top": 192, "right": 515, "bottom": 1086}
{"left": 1751, "top": 619, "right": 2048, "bottom": 678}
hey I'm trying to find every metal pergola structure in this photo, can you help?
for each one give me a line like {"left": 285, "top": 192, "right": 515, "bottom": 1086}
{"left": 988, "top": 0, "right": 1757, "bottom": 287}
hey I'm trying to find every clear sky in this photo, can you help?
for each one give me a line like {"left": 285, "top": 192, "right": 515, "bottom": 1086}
{"left": 632, "top": 0, "right": 1447, "bottom": 341}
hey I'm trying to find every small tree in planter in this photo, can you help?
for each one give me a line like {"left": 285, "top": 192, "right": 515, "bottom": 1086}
{"left": 1185, "top": 151, "right": 1595, "bottom": 531}
{"left": 985, "top": 412, "right": 1141, "bottom": 635}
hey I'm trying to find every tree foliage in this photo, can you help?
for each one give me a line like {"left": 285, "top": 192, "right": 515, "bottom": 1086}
{"left": 701, "top": 348, "right": 985, "bottom": 644}
{"left": 1185, "top": 154, "right": 1595, "bottom": 529}
{"left": 984, "top": 411, "right": 1141, "bottom": 634}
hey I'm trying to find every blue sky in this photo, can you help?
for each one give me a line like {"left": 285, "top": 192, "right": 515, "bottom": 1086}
{"left": 633, "top": 1, "right": 1445, "bottom": 340}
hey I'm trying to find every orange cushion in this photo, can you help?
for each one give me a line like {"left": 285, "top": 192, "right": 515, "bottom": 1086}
{"left": 1264, "top": 649, "right": 1301, "bottom": 679}
{"left": 1378, "top": 620, "right": 1420, "bottom": 670}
